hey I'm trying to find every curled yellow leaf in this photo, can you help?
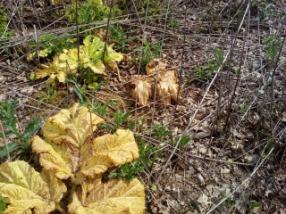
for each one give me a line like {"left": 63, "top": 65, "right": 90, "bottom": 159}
{"left": 129, "top": 75, "right": 152, "bottom": 106}
{"left": 156, "top": 69, "right": 179, "bottom": 105}
{"left": 68, "top": 178, "right": 145, "bottom": 214}
{"left": 129, "top": 59, "right": 179, "bottom": 106}
{"left": 79, "top": 129, "right": 139, "bottom": 180}
{"left": 0, "top": 161, "right": 66, "bottom": 214}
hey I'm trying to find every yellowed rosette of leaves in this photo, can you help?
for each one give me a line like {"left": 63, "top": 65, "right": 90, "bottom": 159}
{"left": 31, "top": 49, "right": 79, "bottom": 83}
{"left": 31, "top": 103, "right": 139, "bottom": 182}
{"left": 68, "top": 178, "right": 145, "bottom": 214}
{"left": 32, "top": 36, "right": 123, "bottom": 83}
{"left": 31, "top": 103, "right": 145, "bottom": 213}
{"left": 0, "top": 160, "right": 66, "bottom": 214}
{"left": 129, "top": 75, "right": 152, "bottom": 106}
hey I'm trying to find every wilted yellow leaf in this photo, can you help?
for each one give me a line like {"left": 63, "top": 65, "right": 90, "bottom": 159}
{"left": 148, "top": 59, "right": 179, "bottom": 105}
{"left": 68, "top": 178, "right": 145, "bottom": 214}
{"left": 130, "top": 75, "right": 152, "bottom": 106}
{"left": 36, "top": 67, "right": 67, "bottom": 83}
{"left": 32, "top": 103, "right": 139, "bottom": 183}
{"left": 129, "top": 59, "right": 179, "bottom": 105}
{"left": 41, "top": 169, "right": 68, "bottom": 203}
{"left": 156, "top": 69, "right": 179, "bottom": 105}
{"left": 79, "top": 129, "right": 139, "bottom": 180}
{"left": 0, "top": 161, "right": 66, "bottom": 214}
{"left": 42, "top": 103, "right": 104, "bottom": 146}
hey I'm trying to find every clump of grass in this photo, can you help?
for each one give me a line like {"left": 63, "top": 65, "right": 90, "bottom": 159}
{"left": 171, "top": 135, "right": 191, "bottom": 148}
{"left": 151, "top": 123, "right": 171, "bottom": 141}
{"left": 253, "top": 0, "right": 283, "bottom": 21}
{"left": 113, "top": 110, "right": 130, "bottom": 129}
{"left": 194, "top": 48, "right": 223, "bottom": 81}
{"left": 109, "top": 25, "right": 132, "bottom": 52}
{"left": 136, "top": 41, "right": 162, "bottom": 71}
{"left": 263, "top": 35, "right": 282, "bottom": 63}
{"left": 92, "top": 101, "right": 108, "bottom": 117}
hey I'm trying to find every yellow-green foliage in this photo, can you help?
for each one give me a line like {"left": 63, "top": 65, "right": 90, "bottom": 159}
{"left": 27, "top": 34, "right": 75, "bottom": 60}
{"left": 31, "top": 35, "right": 123, "bottom": 83}
{"left": 66, "top": 0, "right": 110, "bottom": 24}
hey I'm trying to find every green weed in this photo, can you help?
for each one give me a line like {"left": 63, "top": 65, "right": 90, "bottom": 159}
{"left": 239, "top": 102, "right": 250, "bottom": 114}
{"left": 80, "top": 69, "right": 106, "bottom": 89}
{"left": 253, "top": 0, "right": 282, "bottom": 21}
{"left": 67, "top": 79, "right": 88, "bottom": 104}
{"left": 110, "top": 25, "right": 131, "bottom": 52}
{"left": 172, "top": 135, "right": 191, "bottom": 148}
{"left": 263, "top": 35, "right": 282, "bottom": 63}
{"left": 66, "top": 0, "right": 111, "bottom": 24}
{"left": 151, "top": 123, "right": 171, "bottom": 141}
{"left": 249, "top": 200, "right": 262, "bottom": 209}
{"left": 39, "top": 87, "right": 58, "bottom": 103}
{"left": 136, "top": 41, "right": 161, "bottom": 71}
{"left": 195, "top": 48, "right": 223, "bottom": 81}
{"left": 168, "top": 18, "right": 179, "bottom": 30}
{"left": 91, "top": 101, "right": 108, "bottom": 117}
{"left": 0, "top": 196, "right": 8, "bottom": 213}
{"left": 113, "top": 110, "right": 130, "bottom": 129}
{"left": 0, "top": 100, "right": 42, "bottom": 159}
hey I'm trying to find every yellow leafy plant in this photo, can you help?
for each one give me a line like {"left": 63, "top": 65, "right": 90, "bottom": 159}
{"left": 0, "top": 103, "right": 145, "bottom": 213}
{"left": 129, "top": 59, "right": 179, "bottom": 106}
{"left": 31, "top": 35, "right": 123, "bottom": 83}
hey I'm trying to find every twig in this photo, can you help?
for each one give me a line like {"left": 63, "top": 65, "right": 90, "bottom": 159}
{"left": 176, "top": 5, "right": 188, "bottom": 107}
